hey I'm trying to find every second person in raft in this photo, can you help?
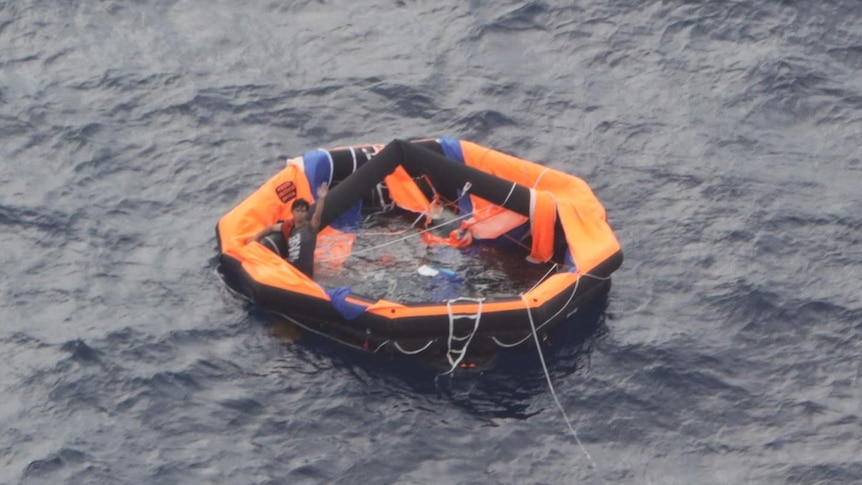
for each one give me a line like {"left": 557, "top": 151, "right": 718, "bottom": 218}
{"left": 249, "top": 181, "right": 328, "bottom": 278}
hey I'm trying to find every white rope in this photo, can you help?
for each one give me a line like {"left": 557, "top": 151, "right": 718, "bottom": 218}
{"left": 316, "top": 177, "right": 521, "bottom": 264}
{"left": 371, "top": 340, "right": 390, "bottom": 353}
{"left": 527, "top": 263, "right": 560, "bottom": 293}
{"left": 270, "top": 310, "right": 370, "bottom": 352}
{"left": 393, "top": 340, "right": 434, "bottom": 355}
{"left": 355, "top": 211, "right": 423, "bottom": 235}
{"left": 492, "top": 271, "right": 612, "bottom": 348}
{"left": 214, "top": 268, "right": 378, "bottom": 353}
{"left": 315, "top": 207, "right": 486, "bottom": 263}
{"left": 491, "top": 308, "right": 580, "bottom": 350}
{"left": 492, "top": 272, "right": 583, "bottom": 347}
{"left": 492, "top": 334, "right": 532, "bottom": 349}
{"left": 349, "top": 147, "right": 358, "bottom": 173}
{"left": 520, "top": 293, "right": 598, "bottom": 472}
{"left": 324, "top": 150, "right": 335, "bottom": 187}
{"left": 501, "top": 182, "right": 517, "bottom": 208}
{"left": 214, "top": 271, "right": 427, "bottom": 357}
{"left": 533, "top": 167, "right": 551, "bottom": 188}
{"left": 375, "top": 183, "right": 394, "bottom": 212}
{"left": 441, "top": 297, "right": 484, "bottom": 375}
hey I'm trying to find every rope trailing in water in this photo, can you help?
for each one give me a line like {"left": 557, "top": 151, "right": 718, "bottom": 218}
{"left": 520, "top": 292, "right": 598, "bottom": 472}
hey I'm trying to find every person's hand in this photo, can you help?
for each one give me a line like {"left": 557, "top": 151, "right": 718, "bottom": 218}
{"left": 317, "top": 182, "right": 329, "bottom": 198}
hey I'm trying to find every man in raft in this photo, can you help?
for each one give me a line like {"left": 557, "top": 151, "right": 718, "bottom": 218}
{"left": 249, "top": 182, "right": 328, "bottom": 278}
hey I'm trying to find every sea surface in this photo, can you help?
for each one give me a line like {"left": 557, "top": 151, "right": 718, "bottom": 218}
{"left": 2, "top": 1, "right": 861, "bottom": 484}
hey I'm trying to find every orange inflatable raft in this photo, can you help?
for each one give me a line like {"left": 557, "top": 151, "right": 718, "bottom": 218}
{"left": 216, "top": 137, "right": 622, "bottom": 365}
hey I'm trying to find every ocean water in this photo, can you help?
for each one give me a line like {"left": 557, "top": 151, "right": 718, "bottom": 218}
{"left": 311, "top": 209, "right": 560, "bottom": 304}
{"left": 2, "top": 1, "right": 861, "bottom": 483}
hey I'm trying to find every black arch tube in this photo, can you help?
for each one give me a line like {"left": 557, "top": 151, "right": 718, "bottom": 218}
{"left": 319, "top": 139, "right": 534, "bottom": 230}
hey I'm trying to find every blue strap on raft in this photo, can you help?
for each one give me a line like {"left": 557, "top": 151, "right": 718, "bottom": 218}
{"left": 326, "top": 286, "right": 368, "bottom": 320}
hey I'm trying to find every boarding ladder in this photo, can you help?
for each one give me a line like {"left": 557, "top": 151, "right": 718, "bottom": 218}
{"left": 443, "top": 297, "right": 485, "bottom": 374}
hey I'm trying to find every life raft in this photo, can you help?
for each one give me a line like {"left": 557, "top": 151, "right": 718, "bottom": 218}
{"left": 216, "top": 137, "right": 622, "bottom": 365}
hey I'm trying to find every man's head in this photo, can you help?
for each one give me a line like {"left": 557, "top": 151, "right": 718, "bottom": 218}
{"left": 291, "top": 198, "right": 311, "bottom": 225}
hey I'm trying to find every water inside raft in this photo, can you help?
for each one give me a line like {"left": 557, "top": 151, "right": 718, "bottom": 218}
{"left": 314, "top": 209, "right": 558, "bottom": 304}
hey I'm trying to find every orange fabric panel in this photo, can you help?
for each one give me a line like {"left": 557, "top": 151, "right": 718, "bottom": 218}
{"left": 420, "top": 227, "right": 472, "bottom": 248}
{"left": 529, "top": 189, "right": 556, "bottom": 262}
{"left": 364, "top": 299, "right": 512, "bottom": 318}
{"left": 315, "top": 226, "right": 356, "bottom": 268}
{"left": 459, "top": 140, "right": 620, "bottom": 274}
{"left": 556, "top": 202, "right": 621, "bottom": 274}
{"left": 240, "top": 244, "right": 328, "bottom": 299}
{"left": 536, "top": 169, "right": 619, "bottom": 272}
{"left": 464, "top": 208, "right": 528, "bottom": 240}
{"left": 460, "top": 141, "right": 545, "bottom": 187}
{"left": 384, "top": 165, "right": 429, "bottom": 213}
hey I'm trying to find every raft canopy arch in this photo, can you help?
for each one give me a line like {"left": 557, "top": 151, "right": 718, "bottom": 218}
{"left": 315, "top": 138, "right": 619, "bottom": 272}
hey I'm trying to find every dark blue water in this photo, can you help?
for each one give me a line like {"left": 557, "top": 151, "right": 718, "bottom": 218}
{"left": 3, "top": 1, "right": 861, "bottom": 483}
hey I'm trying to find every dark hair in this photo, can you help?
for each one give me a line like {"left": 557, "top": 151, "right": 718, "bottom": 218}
{"left": 292, "top": 198, "right": 310, "bottom": 211}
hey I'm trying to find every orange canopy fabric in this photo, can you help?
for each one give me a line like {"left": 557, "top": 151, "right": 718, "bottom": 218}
{"left": 459, "top": 140, "right": 620, "bottom": 273}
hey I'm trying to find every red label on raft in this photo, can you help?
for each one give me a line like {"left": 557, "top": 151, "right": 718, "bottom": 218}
{"left": 275, "top": 181, "right": 297, "bottom": 203}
